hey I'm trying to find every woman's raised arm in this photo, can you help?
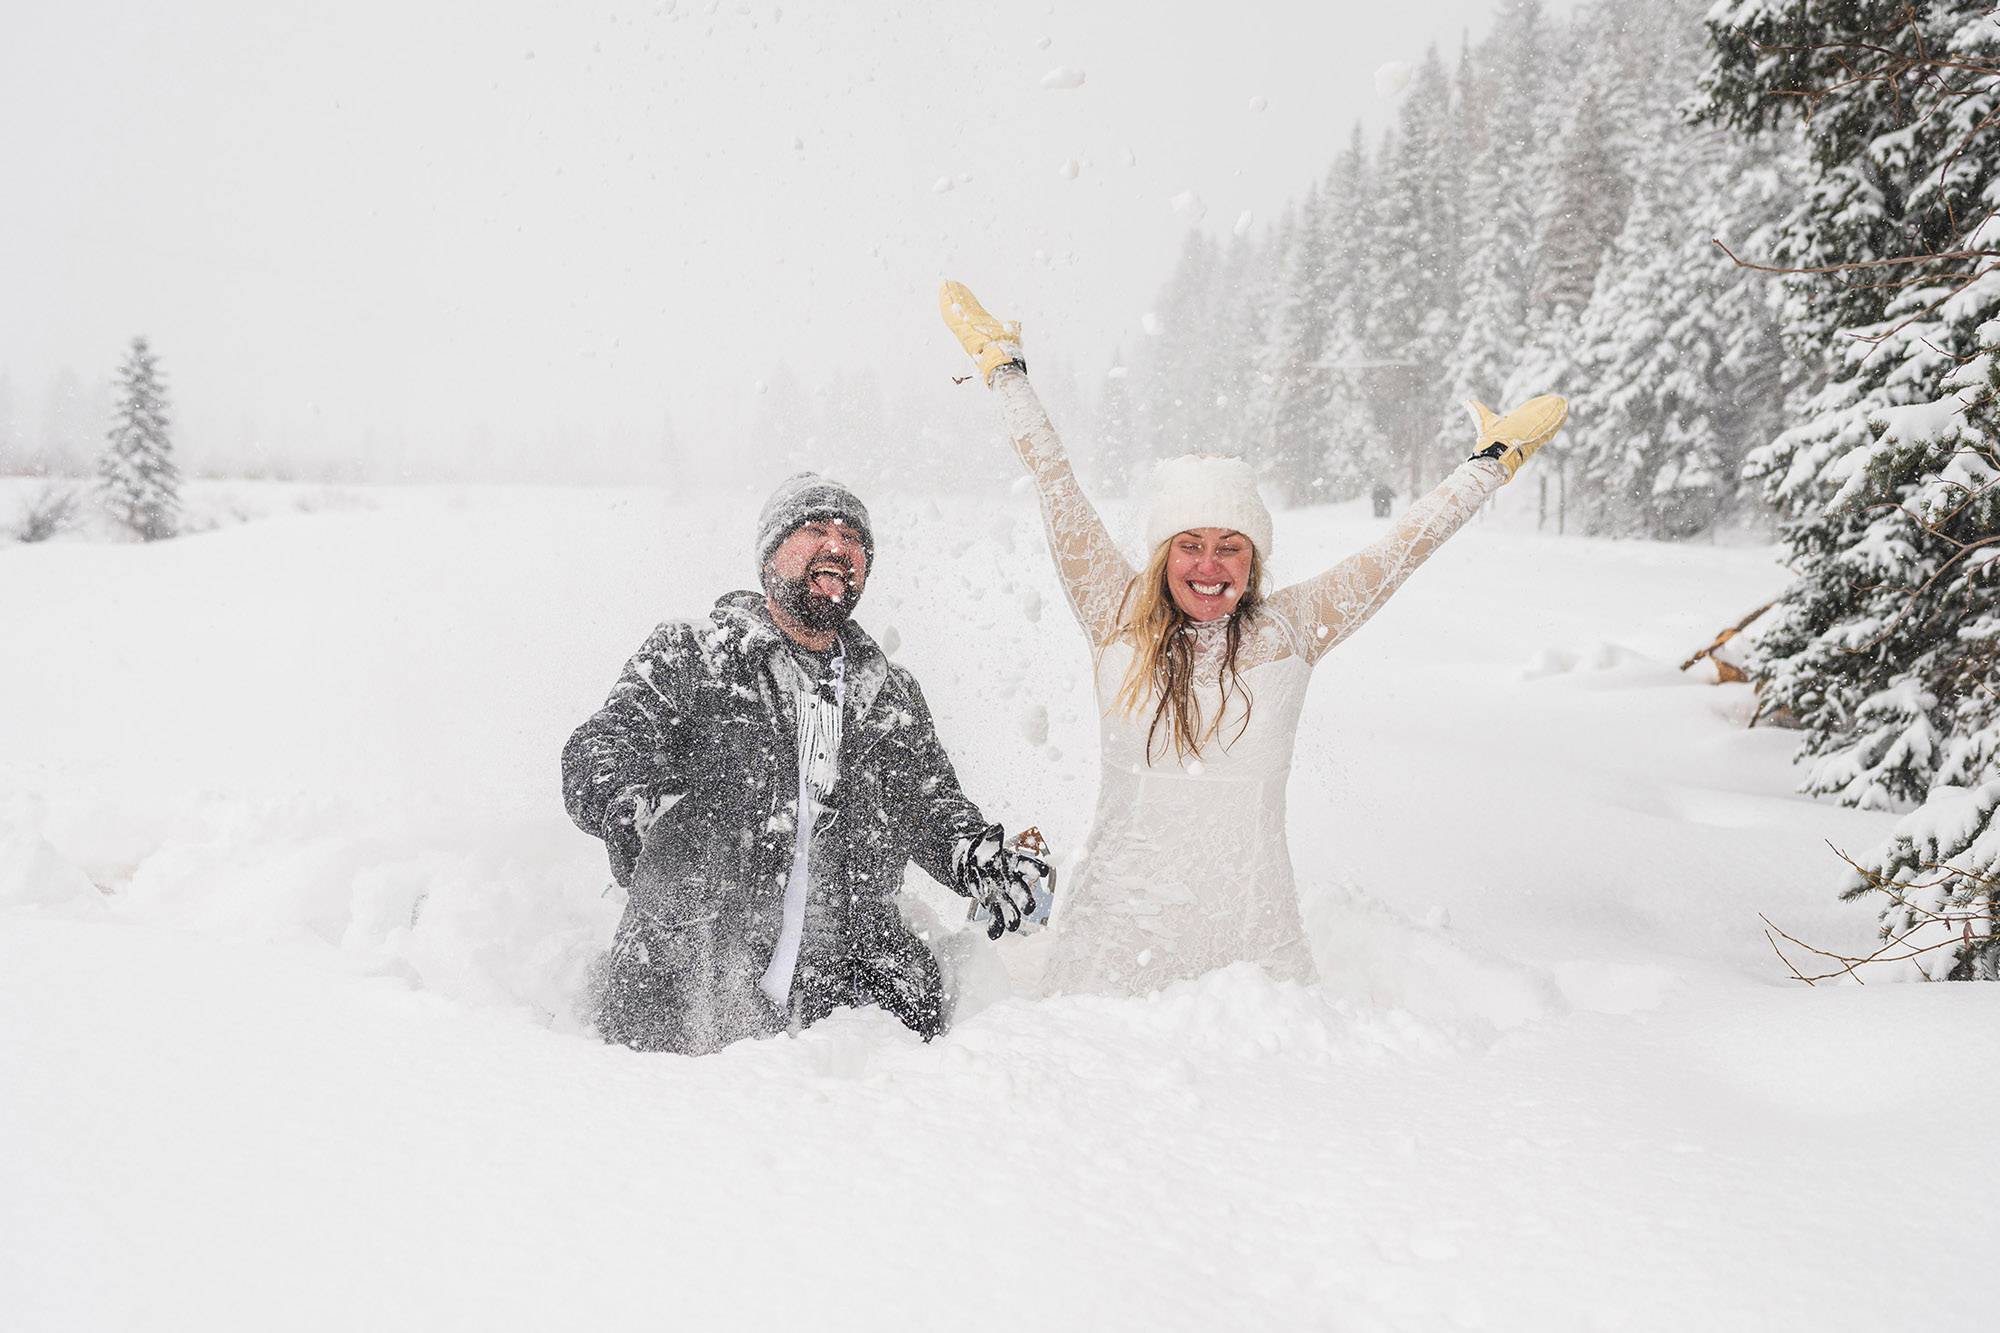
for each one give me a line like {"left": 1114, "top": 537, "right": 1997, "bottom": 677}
{"left": 1269, "top": 395, "right": 1566, "bottom": 666}
{"left": 942, "top": 282, "right": 1134, "bottom": 647}
{"left": 1268, "top": 458, "right": 1506, "bottom": 666}
{"left": 989, "top": 366, "right": 1134, "bottom": 645}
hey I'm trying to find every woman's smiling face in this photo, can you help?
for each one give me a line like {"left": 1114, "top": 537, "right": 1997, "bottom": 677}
{"left": 1163, "top": 527, "right": 1252, "bottom": 621}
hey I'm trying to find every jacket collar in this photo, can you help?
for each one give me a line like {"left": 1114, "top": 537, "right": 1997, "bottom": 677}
{"left": 711, "top": 591, "right": 894, "bottom": 723}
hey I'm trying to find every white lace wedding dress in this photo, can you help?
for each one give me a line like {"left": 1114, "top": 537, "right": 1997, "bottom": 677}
{"left": 989, "top": 366, "right": 1507, "bottom": 996}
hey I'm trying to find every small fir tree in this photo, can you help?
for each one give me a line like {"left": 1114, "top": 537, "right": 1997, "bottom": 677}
{"left": 98, "top": 336, "right": 180, "bottom": 541}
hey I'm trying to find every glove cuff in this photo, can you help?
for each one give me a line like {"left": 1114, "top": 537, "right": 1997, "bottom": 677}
{"left": 979, "top": 345, "right": 1026, "bottom": 384}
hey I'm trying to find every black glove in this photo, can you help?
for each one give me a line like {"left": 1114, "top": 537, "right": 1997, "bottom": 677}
{"left": 951, "top": 823, "right": 1051, "bottom": 941}
{"left": 602, "top": 788, "right": 649, "bottom": 886}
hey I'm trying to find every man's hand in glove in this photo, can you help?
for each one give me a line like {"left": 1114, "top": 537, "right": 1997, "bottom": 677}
{"left": 951, "top": 822, "right": 1050, "bottom": 940}
{"left": 601, "top": 788, "right": 651, "bottom": 886}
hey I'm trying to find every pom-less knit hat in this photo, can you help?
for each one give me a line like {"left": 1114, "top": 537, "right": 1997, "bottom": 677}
{"left": 755, "top": 471, "right": 875, "bottom": 567}
{"left": 1144, "top": 454, "right": 1273, "bottom": 557}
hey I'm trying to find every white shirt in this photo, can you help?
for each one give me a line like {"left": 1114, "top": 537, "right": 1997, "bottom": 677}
{"left": 759, "top": 643, "right": 845, "bottom": 1009}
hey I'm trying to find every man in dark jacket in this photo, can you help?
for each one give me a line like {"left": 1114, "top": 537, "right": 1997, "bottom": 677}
{"left": 563, "top": 472, "right": 1045, "bottom": 1055}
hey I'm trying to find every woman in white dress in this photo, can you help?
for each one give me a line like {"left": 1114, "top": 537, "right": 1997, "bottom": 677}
{"left": 939, "top": 282, "right": 1566, "bottom": 997}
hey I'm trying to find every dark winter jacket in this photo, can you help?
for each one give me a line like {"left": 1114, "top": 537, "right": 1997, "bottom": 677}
{"left": 563, "top": 591, "right": 988, "bottom": 1053}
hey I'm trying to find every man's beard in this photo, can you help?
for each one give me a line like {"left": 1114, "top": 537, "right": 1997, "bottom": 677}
{"left": 764, "top": 559, "right": 862, "bottom": 632}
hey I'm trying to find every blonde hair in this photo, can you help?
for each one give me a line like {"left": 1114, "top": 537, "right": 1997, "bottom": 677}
{"left": 1109, "top": 539, "right": 1266, "bottom": 763}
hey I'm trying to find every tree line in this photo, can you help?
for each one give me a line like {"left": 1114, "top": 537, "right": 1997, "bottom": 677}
{"left": 1102, "top": 0, "right": 1801, "bottom": 542}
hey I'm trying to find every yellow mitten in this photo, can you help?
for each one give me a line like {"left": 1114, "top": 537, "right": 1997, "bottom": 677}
{"left": 939, "top": 280, "right": 1025, "bottom": 384}
{"left": 1464, "top": 395, "right": 1567, "bottom": 481}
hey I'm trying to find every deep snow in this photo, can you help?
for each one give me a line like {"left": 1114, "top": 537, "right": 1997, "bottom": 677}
{"left": 5, "top": 478, "right": 1996, "bottom": 1332}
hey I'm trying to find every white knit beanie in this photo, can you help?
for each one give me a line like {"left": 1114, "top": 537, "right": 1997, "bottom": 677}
{"left": 1143, "top": 454, "right": 1273, "bottom": 557}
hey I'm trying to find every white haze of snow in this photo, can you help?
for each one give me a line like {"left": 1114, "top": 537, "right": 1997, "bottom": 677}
{"left": 0, "top": 0, "right": 1579, "bottom": 482}
{"left": 6, "top": 475, "right": 1995, "bottom": 1331}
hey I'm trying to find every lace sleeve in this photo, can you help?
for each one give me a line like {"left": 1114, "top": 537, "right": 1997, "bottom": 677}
{"left": 1270, "top": 458, "right": 1507, "bottom": 666}
{"left": 990, "top": 364, "right": 1135, "bottom": 646}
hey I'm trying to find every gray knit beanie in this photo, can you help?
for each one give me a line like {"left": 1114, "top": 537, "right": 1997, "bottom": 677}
{"left": 754, "top": 472, "right": 875, "bottom": 568}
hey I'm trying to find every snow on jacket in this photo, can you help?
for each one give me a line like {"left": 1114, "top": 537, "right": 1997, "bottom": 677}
{"left": 562, "top": 590, "right": 989, "bottom": 1052}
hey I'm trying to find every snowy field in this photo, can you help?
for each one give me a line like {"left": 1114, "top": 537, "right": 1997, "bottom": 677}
{"left": 5, "top": 478, "right": 1996, "bottom": 1332}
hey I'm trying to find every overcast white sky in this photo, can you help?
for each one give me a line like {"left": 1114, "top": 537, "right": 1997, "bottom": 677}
{"left": 2, "top": 0, "right": 1572, "bottom": 478}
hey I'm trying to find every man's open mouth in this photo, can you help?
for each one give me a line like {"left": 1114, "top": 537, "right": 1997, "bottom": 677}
{"left": 810, "top": 562, "right": 853, "bottom": 600}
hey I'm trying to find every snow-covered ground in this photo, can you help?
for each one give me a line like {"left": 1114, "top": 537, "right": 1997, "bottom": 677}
{"left": 5, "top": 479, "right": 1995, "bottom": 1332}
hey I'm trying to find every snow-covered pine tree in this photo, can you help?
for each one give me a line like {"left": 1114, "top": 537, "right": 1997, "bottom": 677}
{"left": 1844, "top": 769, "right": 2000, "bottom": 979}
{"left": 1525, "top": 89, "right": 1629, "bottom": 334}
{"left": 1259, "top": 189, "right": 1337, "bottom": 505}
{"left": 1216, "top": 226, "right": 1290, "bottom": 467}
{"left": 1562, "top": 5, "right": 1798, "bottom": 538}
{"left": 1701, "top": 1, "right": 2000, "bottom": 971}
{"left": 97, "top": 336, "right": 179, "bottom": 541}
{"left": 1315, "top": 129, "right": 1393, "bottom": 502}
{"left": 1700, "top": 0, "right": 2000, "bottom": 813}
{"left": 1505, "top": 5, "right": 1644, "bottom": 436}
{"left": 1368, "top": 47, "right": 1464, "bottom": 498}
{"left": 1441, "top": 2, "right": 1550, "bottom": 463}
{"left": 1140, "top": 230, "right": 1231, "bottom": 459}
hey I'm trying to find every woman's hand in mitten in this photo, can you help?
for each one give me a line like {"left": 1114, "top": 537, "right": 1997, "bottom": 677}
{"left": 1465, "top": 395, "right": 1568, "bottom": 481}
{"left": 939, "top": 281, "right": 1025, "bottom": 385}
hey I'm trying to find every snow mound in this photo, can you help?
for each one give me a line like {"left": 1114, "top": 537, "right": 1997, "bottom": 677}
{"left": 0, "top": 807, "right": 102, "bottom": 911}
{"left": 1305, "top": 879, "right": 1569, "bottom": 1038}
{"left": 41, "top": 791, "right": 620, "bottom": 1025}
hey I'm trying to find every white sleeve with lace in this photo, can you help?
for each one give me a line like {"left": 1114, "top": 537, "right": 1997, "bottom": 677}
{"left": 1269, "top": 458, "right": 1507, "bottom": 667}
{"left": 990, "top": 365, "right": 1135, "bottom": 647}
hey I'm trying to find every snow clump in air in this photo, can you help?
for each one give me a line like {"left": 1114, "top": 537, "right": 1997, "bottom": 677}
{"left": 1040, "top": 66, "right": 1086, "bottom": 90}
{"left": 1119, "top": 146, "right": 1136, "bottom": 166}
{"left": 1234, "top": 211, "right": 1254, "bottom": 238}
{"left": 1142, "top": 312, "right": 1163, "bottom": 335}
{"left": 1058, "top": 158, "right": 1080, "bottom": 180}
{"left": 1375, "top": 61, "right": 1413, "bottom": 97}
{"left": 1171, "top": 191, "right": 1207, "bottom": 223}
{"left": 1248, "top": 95, "right": 1268, "bottom": 112}
{"left": 932, "top": 176, "right": 954, "bottom": 194}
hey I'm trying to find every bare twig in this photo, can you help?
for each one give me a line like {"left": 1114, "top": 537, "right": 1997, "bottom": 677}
{"left": 1712, "top": 239, "right": 2000, "bottom": 276}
